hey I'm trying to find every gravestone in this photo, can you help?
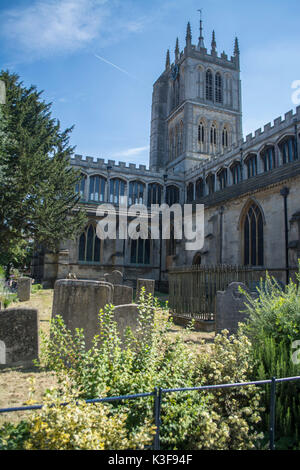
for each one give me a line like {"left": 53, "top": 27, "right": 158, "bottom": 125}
{"left": 17, "top": 277, "right": 31, "bottom": 302}
{"left": 112, "top": 304, "right": 139, "bottom": 342}
{"left": 52, "top": 280, "right": 113, "bottom": 349}
{"left": 104, "top": 270, "right": 123, "bottom": 285}
{"left": 0, "top": 308, "right": 39, "bottom": 367}
{"left": 113, "top": 285, "right": 133, "bottom": 306}
{"left": 136, "top": 278, "right": 155, "bottom": 302}
{"left": 216, "top": 282, "right": 251, "bottom": 335}
{"left": 112, "top": 304, "right": 154, "bottom": 344}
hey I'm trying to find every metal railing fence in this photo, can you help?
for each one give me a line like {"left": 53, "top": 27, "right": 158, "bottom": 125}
{"left": 1, "top": 375, "right": 300, "bottom": 451}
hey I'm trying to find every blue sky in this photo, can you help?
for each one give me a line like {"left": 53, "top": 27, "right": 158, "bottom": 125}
{"left": 0, "top": 0, "right": 300, "bottom": 167}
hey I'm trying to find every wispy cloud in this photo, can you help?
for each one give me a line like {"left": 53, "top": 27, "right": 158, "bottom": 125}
{"left": 0, "top": 0, "right": 146, "bottom": 60}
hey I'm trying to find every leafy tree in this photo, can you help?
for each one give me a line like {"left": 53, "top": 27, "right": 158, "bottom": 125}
{"left": 0, "top": 70, "right": 86, "bottom": 257}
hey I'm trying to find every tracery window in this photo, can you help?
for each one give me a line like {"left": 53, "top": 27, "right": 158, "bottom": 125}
{"left": 196, "top": 178, "right": 204, "bottom": 199}
{"left": 210, "top": 124, "right": 217, "bottom": 146}
{"left": 186, "top": 183, "right": 194, "bottom": 203}
{"left": 279, "top": 136, "right": 297, "bottom": 164}
{"left": 130, "top": 238, "right": 150, "bottom": 265}
{"left": 75, "top": 174, "right": 86, "bottom": 200}
{"left": 218, "top": 168, "right": 227, "bottom": 190}
{"left": 198, "top": 121, "right": 205, "bottom": 144}
{"left": 148, "top": 183, "right": 162, "bottom": 206}
{"left": 222, "top": 127, "right": 229, "bottom": 148}
{"left": 166, "top": 185, "right": 180, "bottom": 205}
{"left": 245, "top": 154, "right": 257, "bottom": 178}
{"left": 243, "top": 203, "right": 264, "bottom": 266}
{"left": 89, "top": 175, "right": 106, "bottom": 202}
{"left": 261, "top": 146, "right": 276, "bottom": 172}
{"left": 231, "top": 162, "right": 242, "bottom": 185}
{"left": 78, "top": 224, "right": 101, "bottom": 263}
{"left": 128, "top": 181, "right": 145, "bottom": 205}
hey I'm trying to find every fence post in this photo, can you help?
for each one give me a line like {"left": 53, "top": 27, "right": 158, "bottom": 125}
{"left": 269, "top": 377, "right": 276, "bottom": 450}
{"left": 154, "top": 387, "right": 162, "bottom": 450}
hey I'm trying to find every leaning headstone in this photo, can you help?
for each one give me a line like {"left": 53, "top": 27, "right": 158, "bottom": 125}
{"left": 104, "top": 270, "right": 123, "bottom": 285}
{"left": 0, "top": 308, "right": 39, "bottom": 367}
{"left": 17, "top": 277, "right": 32, "bottom": 302}
{"left": 52, "top": 280, "right": 113, "bottom": 350}
{"left": 113, "top": 285, "right": 133, "bottom": 306}
{"left": 136, "top": 279, "right": 155, "bottom": 302}
{"left": 112, "top": 304, "right": 154, "bottom": 344}
{"left": 216, "top": 282, "right": 251, "bottom": 335}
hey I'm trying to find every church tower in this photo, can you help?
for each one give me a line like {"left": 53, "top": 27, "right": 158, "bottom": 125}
{"left": 149, "top": 15, "right": 243, "bottom": 173}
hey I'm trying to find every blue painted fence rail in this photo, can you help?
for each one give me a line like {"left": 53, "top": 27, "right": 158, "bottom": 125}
{"left": 1, "top": 375, "right": 300, "bottom": 450}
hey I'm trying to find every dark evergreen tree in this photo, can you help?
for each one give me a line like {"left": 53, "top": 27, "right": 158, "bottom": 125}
{"left": 0, "top": 71, "right": 86, "bottom": 257}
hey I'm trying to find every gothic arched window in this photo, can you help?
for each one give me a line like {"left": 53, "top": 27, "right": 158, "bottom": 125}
{"left": 222, "top": 127, "right": 229, "bottom": 148}
{"left": 198, "top": 121, "right": 205, "bottom": 143}
{"left": 89, "top": 175, "right": 106, "bottom": 202}
{"left": 78, "top": 224, "right": 101, "bottom": 263}
{"left": 206, "top": 70, "right": 213, "bottom": 101}
{"left": 210, "top": 124, "right": 217, "bottom": 146}
{"left": 130, "top": 238, "right": 150, "bottom": 265}
{"left": 279, "top": 136, "right": 296, "bottom": 164}
{"left": 231, "top": 162, "right": 242, "bottom": 185}
{"left": 218, "top": 168, "right": 227, "bottom": 190}
{"left": 261, "top": 146, "right": 276, "bottom": 172}
{"left": 215, "top": 72, "right": 222, "bottom": 103}
{"left": 196, "top": 178, "right": 204, "bottom": 199}
{"left": 243, "top": 203, "right": 264, "bottom": 266}
{"left": 129, "top": 181, "right": 145, "bottom": 205}
{"left": 245, "top": 154, "right": 257, "bottom": 178}
{"left": 148, "top": 183, "right": 162, "bottom": 206}
{"left": 75, "top": 174, "right": 86, "bottom": 200}
{"left": 206, "top": 174, "right": 215, "bottom": 195}
{"left": 166, "top": 185, "right": 180, "bottom": 205}
{"left": 186, "top": 183, "right": 194, "bottom": 203}
{"left": 109, "top": 178, "right": 126, "bottom": 204}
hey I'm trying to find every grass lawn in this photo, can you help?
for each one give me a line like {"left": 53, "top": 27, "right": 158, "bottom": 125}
{"left": 0, "top": 288, "right": 214, "bottom": 424}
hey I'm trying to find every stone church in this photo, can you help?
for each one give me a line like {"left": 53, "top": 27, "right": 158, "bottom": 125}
{"left": 33, "top": 17, "right": 300, "bottom": 288}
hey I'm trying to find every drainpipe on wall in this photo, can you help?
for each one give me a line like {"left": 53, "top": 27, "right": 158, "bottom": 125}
{"left": 280, "top": 187, "right": 290, "bottom": 285}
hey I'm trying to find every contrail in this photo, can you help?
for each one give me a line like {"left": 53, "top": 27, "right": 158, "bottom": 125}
{"left": 94, "top": 54, "right": 136, "bottom": 79}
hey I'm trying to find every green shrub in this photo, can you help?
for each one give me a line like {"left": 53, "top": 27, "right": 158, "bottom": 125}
{"left": 241, "top": 269, "right": 300, "bottom": 449}
{"left": 242, "top": 271, "right": 300, "bottom": 346}
{"left": 31, "top": 283, "right": 43, "bottom": 294}
{"left": 0, "top": 421, "right": 30, "bottom": 450}
{"left": 36, "top": 290, "right": 263, "bottom": 450}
